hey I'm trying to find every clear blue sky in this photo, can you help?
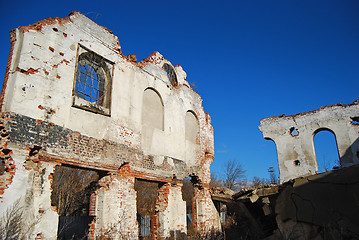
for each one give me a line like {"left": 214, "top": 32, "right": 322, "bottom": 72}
{"left": 1, "top": 0, "right": 358, "bottom": 181}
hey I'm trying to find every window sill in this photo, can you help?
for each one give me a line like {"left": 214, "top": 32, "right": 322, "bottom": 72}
{"left": 73, "top": 96, "right": 110, "bottom": 116}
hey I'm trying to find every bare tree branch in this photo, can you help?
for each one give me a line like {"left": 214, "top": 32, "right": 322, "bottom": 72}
{"left": 223, "top": 159, "right": 246, "bottom": 190}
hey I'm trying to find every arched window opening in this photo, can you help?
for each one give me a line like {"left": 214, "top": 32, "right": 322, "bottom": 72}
{"left": 162, "top": 63, "right": 178, "bottom": 86}
{"left": 313, "top": 129, "right": 340, "bottom": 173}
{"left": 142, "top": 88, "right": 164, "bottom": 131}
{"left": 185, "top": 111, "right": 199, "bottom": 144}
{"left": 263, "top": 137, "right": 280, "bottom": 184}
{"left": 75, "top": 64, "right": 104, "bottom": 104}
{"left": 73, "top": 45, "right": 113, "bottom": 115}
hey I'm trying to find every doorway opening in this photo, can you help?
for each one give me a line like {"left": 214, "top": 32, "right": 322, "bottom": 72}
{"left": 182, "top": 177, "right": 195, "bottom": 235}
{"left": 135, "top": 178, "right": 160, "bottom": 239}
{"left": 313, "top": 129, "right": 340, "bottom": 173}
{"left": 51, "top": 164, "right": 107, "bottom": 239}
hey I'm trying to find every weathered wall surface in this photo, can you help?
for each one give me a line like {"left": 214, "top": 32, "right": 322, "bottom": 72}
{"left": 89, "top": 166, "right": 138, "bottom": 239}
{"left": 231, "top": 164, "right": 359, "bottom": 239}
{"left": 1, "top": 12, "right": 214, "bottom": 171}
{"left": 193, "top": 187, "right": 221, "bottom": 235}
{"left": 154, "top": 183, "right": 187, "bottom": 238}
{"left": 259, "top": 101, "right": 359, "bottom": 182}
{"left": 0, "top": 11, "right": 218, "bottom": 239}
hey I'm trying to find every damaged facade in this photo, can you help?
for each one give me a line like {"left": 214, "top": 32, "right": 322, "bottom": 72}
{"left": 0, "top": 11, "right": 220, "bottom": 239}
{"left": 214, "top": 101, "right": 359, "bottom": 238}
{"left": 259, "top": 101, "right": 359, "bottom": 182}
{"left": 205, "top": 101, "right": 359, "bottom": 239}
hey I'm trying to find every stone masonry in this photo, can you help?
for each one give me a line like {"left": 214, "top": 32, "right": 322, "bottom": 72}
{"left": 0, "top": 11, "right": 220, "bottom": 239}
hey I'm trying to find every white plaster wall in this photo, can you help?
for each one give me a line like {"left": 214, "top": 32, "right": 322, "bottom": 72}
{"left": 0, "top": 147, "right": 58, "bottom": 239}
{"left": 185, "top": 111, "right": 200, "bottom": 165}
{"left": 158, "top": 185, "right": 187, "bottom": 238}
{"left": 94, "top": 175, "right": 138, "bottom": 239}
{"left": 259, "top": 102, "right": 359, "bottom": 182}
{"left": 168, "top": 185, "right": 187, "bottom": 234}
{"left": 2, "top": 12, "right": 213, "bottom": 167}
{"left": 30, "top": 162, "right": 58, "bottom": 239}
{"left": 0, "top": 12, "right": 216, "bottom": 240}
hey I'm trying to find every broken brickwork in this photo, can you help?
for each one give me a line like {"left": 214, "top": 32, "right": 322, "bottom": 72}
{"left": 259, "top": 101, "right": 359, "bottom": 182}
{"left": 88, "top": 165, "right": 138, "bottom": 239}
{"left": 193, "top": 187, "right": 221, "bottom": 235}
{"left": 0, "top": 117, "right": 14, "bottom": 199}
{"left": 0, "top": 11, "right": 220, "bottom": 239}
{"left": 154, "top": 183, "right": 187, "bottom": 238}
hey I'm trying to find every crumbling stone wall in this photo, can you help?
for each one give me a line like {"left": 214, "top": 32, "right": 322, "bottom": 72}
{"left": 259, "top": 101, "right": 359, "bottom": 182}
{"left": 193, "top": 187, "right": 221, "bottom": 235}
{"left": 89, "top": 165, "right": 138, "bottom": 239}
{"left": 0, "top": 11, "right": 219, "bottom": 239}
{"left": 154, "top": 183, "right": 187, "bottom": 238}
{"left": 231, "top": 164, "right": 359, "bottom": 239}
{"left": 0, "top": 142, "right": 58, "bottom": 239}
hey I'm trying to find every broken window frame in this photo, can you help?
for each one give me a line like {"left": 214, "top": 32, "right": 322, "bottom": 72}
{"left": 72, "top": 45, "right": 114, "bottom": 116}
{"left": 162, "top": 63, "right": 178, "bottom": 87}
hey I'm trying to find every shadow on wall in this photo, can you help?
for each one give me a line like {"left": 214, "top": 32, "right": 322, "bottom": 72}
{"left": 273, "top": 163, "right": 359, "bottom": 240}
{"left": 340, "top": 137, "right": 359, "bottom": 167}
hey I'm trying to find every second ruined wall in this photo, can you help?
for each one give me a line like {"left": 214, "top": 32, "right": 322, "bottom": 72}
{"left": 259, "top": 101, "right": 359, "bottom": 182}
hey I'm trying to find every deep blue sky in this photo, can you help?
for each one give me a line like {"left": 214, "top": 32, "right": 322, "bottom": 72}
{"left": 1, "top": 0, "right": 358, "bottom": 181}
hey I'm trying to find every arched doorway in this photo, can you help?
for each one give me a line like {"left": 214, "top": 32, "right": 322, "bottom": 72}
{"left": 264, "top": 137, "right": 280, "bottom": 184}
{"left": 313, "top": 128, "right": 340, "bottom": 173}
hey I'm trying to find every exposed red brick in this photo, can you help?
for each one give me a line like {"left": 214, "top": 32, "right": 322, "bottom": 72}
{"left": 127, "top": 54, "right": 137, "bottom": 63}
{"left": 53, "top": 59, "right": 70, "bottom": 68}
{"left": 0, "top": 120, "right": 15, "bottom": 201}
{"left": 0, "top": 10, "right": 218, "bottom": 237}
{"left": 16, "top": 67, "right": 39, "bottom": 75}
{"left": 18, "top": 12, "right": 76, "bottom": 33}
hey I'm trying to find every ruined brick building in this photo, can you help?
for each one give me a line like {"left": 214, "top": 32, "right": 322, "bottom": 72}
{"left": 259, "top": 101, "right": 359, "bottom": 183}
{"left": 207, "top": 103, "right": 359, "bottom": 239}
{"left": 0, "top": 11, "right": 220, "bottom": 239}
{"left": 219, "top": 103, "right": 359, "bottom": 239}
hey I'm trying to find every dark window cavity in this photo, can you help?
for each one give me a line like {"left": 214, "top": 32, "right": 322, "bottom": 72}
{"left": 351, "top": 117, "right": 359, "bottom": 126}
{"left": 162, "top": 63, "right": 178, "bottom": 86}
{"left": 289, "top": 127, "right": 299, "bottom": 137}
